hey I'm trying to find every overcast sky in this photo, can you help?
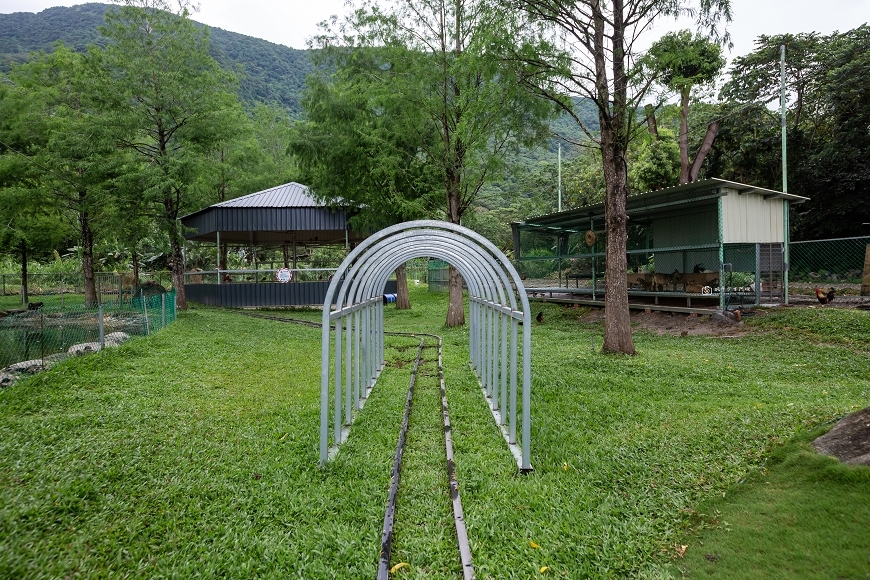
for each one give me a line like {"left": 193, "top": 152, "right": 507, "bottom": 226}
{"left": 2, "top": 0, "right": 868, "bottom": 59}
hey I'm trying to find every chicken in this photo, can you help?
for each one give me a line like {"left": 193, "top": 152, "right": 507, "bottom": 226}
{"left": 815, "top": 287, "right": 835, "bottom": 305}
{"left": 536, "top": 311, "right": 544, "bottom": 323}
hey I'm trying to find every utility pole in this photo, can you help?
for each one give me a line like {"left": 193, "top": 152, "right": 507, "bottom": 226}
{"left": 557, "top": 143, "right": 562, "bottom": 212}
{"left": 780, "top": 45, "right": 787, "bottom": 193}
{"left": 781, "top": 44, "right": 790, "bottom": 304}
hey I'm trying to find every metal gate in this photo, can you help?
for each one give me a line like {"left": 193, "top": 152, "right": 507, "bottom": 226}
{"left": 319, "top": 221, "right": 533, "bottom": 471}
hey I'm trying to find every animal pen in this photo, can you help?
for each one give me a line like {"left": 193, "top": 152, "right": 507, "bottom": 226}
{"left": 512, "top": 179, "right": 809, "bottom": 311}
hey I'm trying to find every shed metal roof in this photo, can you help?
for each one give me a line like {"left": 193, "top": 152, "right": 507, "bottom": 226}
{"left": 211, "top": 182, "right": 321, "bottom": 209}
{"left": 514, "top": 178, "right": 809, "bottom": 234}
{"left": 180, "top": 182, "right": 366, "bottom": 245}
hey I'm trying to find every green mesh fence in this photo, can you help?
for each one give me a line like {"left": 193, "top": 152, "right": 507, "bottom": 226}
{"left": 789, "top": 237, "right": 869, "bottom": 284}
{"left": 428, "top": 260, "right": 450, "bottom": 292}
{"left": 513, "top": 229, "right": 870, "bottom": 303}
{"left": 0, "top": 290, "right": 177, "bottom": 386}
{"left": 0, "top": 271, "right": 173, "bottom": 310}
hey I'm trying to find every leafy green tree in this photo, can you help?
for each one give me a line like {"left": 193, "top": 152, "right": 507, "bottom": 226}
{"left": 95, "top": 0, "right": 241, "bottom": 309}
{"left": 646, "top": 30, "right": 725, "bottom": 184}
{"left": 0, "top": 45, "right": 118, "bottom": 305}
{"left": 510, "top": 0, "right": 732, "bottom": 354}
{"left": 315, "top": 0, "right": 557, "bottom": 326}
{"left": 290, "top": 45, "right": 443, "bottom": 309}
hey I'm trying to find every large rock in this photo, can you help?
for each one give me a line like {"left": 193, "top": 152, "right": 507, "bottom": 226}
{"left": 813, "top": 407, "right": 870, "bottom": 466}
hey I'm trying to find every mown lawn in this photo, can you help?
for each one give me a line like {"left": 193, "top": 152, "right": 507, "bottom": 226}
{"left": 1, "top": 287, "right": 868, "bottom": 578}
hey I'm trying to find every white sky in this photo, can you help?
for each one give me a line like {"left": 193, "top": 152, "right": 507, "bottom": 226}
{"left": 1, "top": 0, "right": 868, "bottom": 58}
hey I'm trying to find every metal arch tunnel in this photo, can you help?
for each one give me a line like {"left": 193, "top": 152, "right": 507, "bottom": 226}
{"left": 320, "top": 220, "right": 533, "bottom": 471}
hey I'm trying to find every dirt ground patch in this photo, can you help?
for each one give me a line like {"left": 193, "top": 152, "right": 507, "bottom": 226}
{"left": 570, "top": 306, "right": 756, "bottom": 337}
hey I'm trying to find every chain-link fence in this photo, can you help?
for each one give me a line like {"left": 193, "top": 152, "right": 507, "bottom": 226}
{"left": 1, "top": 290, "right": 177, "bottom": 387}
{"left": 513, "top": 227, "right": 870, "bottom": 307}
{"left": 0, "top": 271, "right": 173, "bottom": 310}
{"left": 789, "top": 236, "right": 870, "bottom": 299}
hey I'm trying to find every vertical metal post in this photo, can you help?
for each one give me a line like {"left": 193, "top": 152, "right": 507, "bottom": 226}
{"left": 354, "top": 309, "right": 361, "bottom": 403}
{"left": 558, "top": 142, "right": 562, "bottom": 212}
{"left": 521, "top": 319, "right": 531, "bottom": 471}
{"left": 216, "top": 231, "right": 221, "bottom": 285}
{"left": 99, "top": 304, "right": 105, "bottom": 350}
{"left": 500, "top": 310, "right": 507, "bottom": 421}
{"left": 781, "top": 45, "right": 788, "bottom": 194}
{"left": 346, "top": 313, "right": 354, "bottom": 410}
{"left": 320, "top": 313, "right": 331, "bottom": 463}
{"left": 334, "top": 316, "right": 342, "bottom": 443}
{"left": 783, "top": 202, "right": 790, "bottom": 304}
{"left": 510, "top": 317, "right": 518, "bottom": 444}
{"left": 755, "top": 243, "right": 762, "bottom": 305}
{"left": 141, "top": 289, "right": 150, "bottom": 336}
{"left": 718, "top": 197, "right": 725, "bottom": 310}
{"left": 161, "top": 293, "right": 166, "bottom": 328}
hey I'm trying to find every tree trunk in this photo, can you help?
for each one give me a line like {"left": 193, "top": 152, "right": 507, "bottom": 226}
{"left": 597, "top": 0, "right": 634, "bottom": 355}
{"left": 20, "top": 240, "right": 28, "bottom": 307}
{"left": 862, "top": 244, "right": 870, "bottom": 297}
{"left": 601, "top": 142, "right": 636, "bottom": 355}
{"left": 688, "top": 121, "right": 719, "bottom": 182}
{"left": 445, "top": 157, "right": 465, "bottom": 327}
{"left": 169, "top": 229, "right": 187, "bottom": 310}
{"left": 644, "top": 104, "right": 659, "bottom": 139}
{"left": 395, "top": 263, "right": 411, "bottom": 309}
{"left": 446, "top": 264, "right": 465, "bottom": 324}
{"left": 132, "top": 250, "right": 140, "bottom": 286}
{"left": 80, "top": 209, "right": 98, "bottom": 307}
{"left": 678, "top": 87, "right": 691, "bottom": 184}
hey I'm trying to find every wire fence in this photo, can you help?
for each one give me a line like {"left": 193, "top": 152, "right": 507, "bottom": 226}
{"left": 0, "top": 271, "right": 173, "bottom": 310}
{"left": 512, "top": 233, "right": 870, "bottom": 304}
{"left": 1, "top": 290, "right": 177, "bottom": 388}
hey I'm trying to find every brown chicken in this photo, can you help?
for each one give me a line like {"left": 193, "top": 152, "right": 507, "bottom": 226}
{"left": 815, "top": 287, "right": 835, "bottom": 304}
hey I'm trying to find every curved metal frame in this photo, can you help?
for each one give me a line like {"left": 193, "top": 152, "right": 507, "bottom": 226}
{"left": 319, "top": 221, "right": 532, "bottom": 471}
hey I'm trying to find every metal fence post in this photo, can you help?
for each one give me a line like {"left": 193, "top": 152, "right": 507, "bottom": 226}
{"left": 141, "top": 290, "right": 150, "bottom": 336}
{"left": 99, "top": 304, "right": 105, "bottom": 349}
{"left": 161, "top": 293, "right": 166, "bottom": 329}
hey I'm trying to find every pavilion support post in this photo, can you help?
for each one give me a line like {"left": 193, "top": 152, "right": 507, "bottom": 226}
{"left": 216, "top": 231, "right": 221, "bottom": 285}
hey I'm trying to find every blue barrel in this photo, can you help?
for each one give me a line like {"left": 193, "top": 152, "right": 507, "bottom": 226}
{"left": 383, "top": 293, "right": 397, "bottom": 304}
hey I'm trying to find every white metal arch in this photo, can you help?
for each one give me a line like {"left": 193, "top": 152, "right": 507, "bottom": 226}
{"left": 320, "top": 220, "right": 532, "bottom": 471}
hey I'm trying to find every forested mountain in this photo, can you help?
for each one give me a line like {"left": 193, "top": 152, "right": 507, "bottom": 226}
{"left": 0, "top": 3, "right": 313, "bottom": 113}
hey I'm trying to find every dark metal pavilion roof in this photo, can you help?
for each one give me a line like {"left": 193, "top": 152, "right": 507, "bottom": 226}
{"left": 513, "top": 178, "right": 809, "bottom": 234}
{"left": 180, "top": 182, "right": 367, "bottom": 245}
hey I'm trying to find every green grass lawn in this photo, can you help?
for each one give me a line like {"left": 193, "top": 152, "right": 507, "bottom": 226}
{"left": 1, "top": 287, "right": 868, "bottom": 578}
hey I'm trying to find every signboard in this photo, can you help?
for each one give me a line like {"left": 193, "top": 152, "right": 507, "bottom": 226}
{"left": 276, "top": 268, "right": 293, "bottom": 283}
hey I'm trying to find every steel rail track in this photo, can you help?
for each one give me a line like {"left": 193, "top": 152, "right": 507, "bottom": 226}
{"left": 243, "top": 313, "right": 475, "bottom": 579}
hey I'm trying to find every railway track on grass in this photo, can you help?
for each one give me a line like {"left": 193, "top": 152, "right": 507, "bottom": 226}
{"left": 243, "top": 313, "right": 475, "bottom": 579}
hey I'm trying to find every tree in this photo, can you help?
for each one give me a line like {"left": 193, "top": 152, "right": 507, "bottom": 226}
{"left": 290, "top": 45, "right": 443, "bottom": 310}
{"left": 716, "top": 27, "right": 870, "bottom": 239}
{"left": 2, "top": 45, "right": 123, "bottom": 306}
{"left": 95, "top": 0, "right": 241, "bottom": 309}
{"left": 510, "top": 0, "right": 731, "bottom": 354}
{"left": 646, "top": 30, "right": 724, "bottom": 184}
{"left": 315, "top": 0, "right": 556, "bottom": 326}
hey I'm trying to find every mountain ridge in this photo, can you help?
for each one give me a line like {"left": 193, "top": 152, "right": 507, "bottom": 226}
{"left": 0, "top": 3, "right": 313, "bottom": 113}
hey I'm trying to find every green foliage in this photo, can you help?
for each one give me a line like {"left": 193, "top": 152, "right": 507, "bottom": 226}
{"left": 717, "top": 26, "right": 870, "bottom": 240}
{"left": 629, "top": 129, "right": 681, "bottom": 193}
{"left": 0, "top": 3, "right": 313, "bottom": 114}
{"left": 646, "top": 30, "right": 725, "bottom": 95}
{"left": 290, "top": 45, "right": 443, "bottom": 230}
